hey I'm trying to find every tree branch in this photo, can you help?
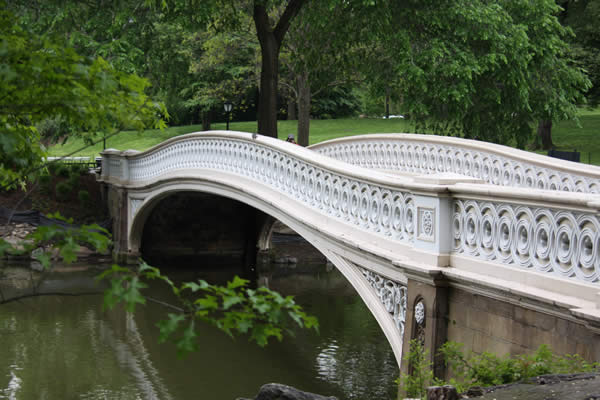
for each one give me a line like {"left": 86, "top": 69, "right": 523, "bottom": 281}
{"left": 279, "top": 80, "right": 298, "bottom": 98}
{"left": 273, "top": 0, "right": 307, "bottom": 44}
{"left": 0, "top": 291, "right": 104, "bottom": 305}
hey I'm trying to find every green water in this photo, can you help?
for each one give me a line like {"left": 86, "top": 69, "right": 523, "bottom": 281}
{"left": 0, "top": 263, "right": 398, "bottom": 399}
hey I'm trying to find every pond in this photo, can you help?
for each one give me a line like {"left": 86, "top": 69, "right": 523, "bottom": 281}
{"left": 0, "top": 260, "right": 399, "bottom": 400}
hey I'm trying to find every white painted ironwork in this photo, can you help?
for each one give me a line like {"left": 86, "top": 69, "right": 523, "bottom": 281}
{"left": 100, "top": 131, "right": 600, "bottom": 369}
{"left": 418, "top": 208, "right": 435, "bottom": 242}
{"left": 125, "top": 137, "right": 417, "bottom": 245}
{"left": 414, "top": 301, "right": 425, "bottom": 325}
{"left": 311, "top": 135, "right": 600, "bottom": 193}
{"left": 100, "top": 131, "right": 600, "bottom": 292}
{"left": 453, "top": 199, "right": 600, "bottom": 283}
{"left": 360, "top": 268, "right": 407, "bottom": 338}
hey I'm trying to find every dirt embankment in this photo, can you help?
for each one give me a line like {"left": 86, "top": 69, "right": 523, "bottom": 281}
{"left": 1, "top": 168, "right": 110, "bottom": 263}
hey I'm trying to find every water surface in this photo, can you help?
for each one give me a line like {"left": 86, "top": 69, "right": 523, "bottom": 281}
{"left": 0, "top": 262, "right": 398, "bottom": 399}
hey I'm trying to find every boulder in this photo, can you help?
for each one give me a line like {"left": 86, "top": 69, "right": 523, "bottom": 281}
{"left": 238, "top": 383, "right": 338, "bottom": 400}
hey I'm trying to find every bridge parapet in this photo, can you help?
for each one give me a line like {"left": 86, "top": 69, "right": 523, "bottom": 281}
{"left": 311, "top": 134, "right": 600, "bottom": 193}
{"left": 99, "top": 131, "right": 600, "bottom": 348}
{"left": 100, "top": 131, "right": 463, "bottom": 264}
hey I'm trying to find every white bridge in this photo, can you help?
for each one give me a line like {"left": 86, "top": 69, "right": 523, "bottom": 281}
{"left": 99, "top": 131, "right": 600, "bottom": 373}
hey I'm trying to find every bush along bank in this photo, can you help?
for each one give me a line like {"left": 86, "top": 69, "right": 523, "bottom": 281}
{"left": 400, "top": 339, "right": 600, "bottom": 399}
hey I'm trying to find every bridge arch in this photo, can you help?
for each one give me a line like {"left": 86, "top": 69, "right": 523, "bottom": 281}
{"left": 128, "top": 178, "right": 407, "bottom": 366}
{"left": 101, "top": 130, "right": 600, "bottom": 374}
{"left": 256, "top": 215, "right": 278, "bottom": 252}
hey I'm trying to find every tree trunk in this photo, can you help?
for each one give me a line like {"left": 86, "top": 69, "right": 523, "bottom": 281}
{"left": 385, "top": 86, "right": 390, "bottom": 119}
{"left": 538, "top": 119, "right": 553, "bottom": 150}
{"left": 256, "top": 32, "right": 279, "bottom": 137}
{"left": 202, "top": 110, "right": 211, "bottom": 131}
{"left": 297, "top": 72, "right": 310, "bottom": 146}
{"left": 287, "top": 98, "right": 297, "bottom": 120}
{"left": 253, "top": 0, "right": 306, "bottom": 138}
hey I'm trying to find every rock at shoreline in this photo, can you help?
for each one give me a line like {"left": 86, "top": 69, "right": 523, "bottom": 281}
{"left": 237, "top": 383, "right": 338, "bottom": 400}
{"left": 464, "top": 372, "right": 600, "bottom": 399}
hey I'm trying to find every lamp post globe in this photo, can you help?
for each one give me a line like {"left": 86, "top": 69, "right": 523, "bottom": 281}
{"left": 224, "top": 101, "right": 233, "bottom": 130}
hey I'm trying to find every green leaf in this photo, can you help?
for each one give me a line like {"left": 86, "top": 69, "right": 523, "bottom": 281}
{"left": 196, "top": 295, "right": 218, "bottom": 310}
{"left": 121, "top": 276, "right": 148, "bottom": 312}
{"left": 182, "top": 282, "right": 203, "bottom": 293}
{"left": 0, "top": 238, "right": 12, "bottom": 257}
{"left": 226, "top": 276, "right": 248, "bottom": 289}
{"left": 157, "top": 313, "right": 186, "bottom": 343}
{"left": 176, "top": 320, "right": 198, "bottom": 357}
{"left": 222, "top": 295, "right": 244, "bottom": 310}
{"left": 32, "top": 250, "right": 52, "bottom": 270}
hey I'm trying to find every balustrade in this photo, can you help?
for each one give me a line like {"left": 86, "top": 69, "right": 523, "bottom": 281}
{"left": 100, "top": 131, "right": 600, "bottom": 295}
{"left": 311, "top": 134, "right": 600, "bottom": 193}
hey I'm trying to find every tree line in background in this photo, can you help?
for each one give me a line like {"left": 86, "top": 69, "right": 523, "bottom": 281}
{"left": 3, "top": 0, "right": 599, "bottom": 158}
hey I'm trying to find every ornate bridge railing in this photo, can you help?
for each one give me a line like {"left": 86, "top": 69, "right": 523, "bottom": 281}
{"left": 100, "top": 131, "right": 600, "bottom": 324}
{"left": 310, "top": 134, "right": 600, "bottom": 193}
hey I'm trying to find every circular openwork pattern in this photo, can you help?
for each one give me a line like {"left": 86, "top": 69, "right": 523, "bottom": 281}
{"left": 315, "top": 139, "right": 600, "bottom": 193}
{"left": 454, "top": 200, "right": 600, "bottom": 283}
{"left": 125, "top": 137, "right": 416, "bottom": 245}
{"left": 361, "top": 269, "right": 407, "bottom": 338}
{"left": 108, "top": 135, "right": 600, "bottom": 289}
{"left": 414, "top": 301, "right": 425, "bottom": 325}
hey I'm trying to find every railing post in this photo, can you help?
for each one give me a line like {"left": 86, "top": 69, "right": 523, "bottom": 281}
{"left": 121, "top": 150, "right": 139, "bottom": 184}
{"left": 413, "top": 193, "right": 453, "bottom": 258}
{"left": 412, "top": 173, "right": 483, "bottom": 266}
{"left": 100, "top": 148, "right": 121, "bottom": 182}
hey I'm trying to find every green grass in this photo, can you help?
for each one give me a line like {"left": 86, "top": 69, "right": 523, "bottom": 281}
{"left": 47, "top": 118, "right": 415, "bottom": 158}
{"left": 544, "top": 110, "right": 600, "bottom": 165}
{"left": 48, "top": 110, "right": 600, "bottom": 164}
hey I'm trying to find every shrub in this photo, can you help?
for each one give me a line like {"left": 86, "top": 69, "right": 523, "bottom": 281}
{"left": 67, "top": 170, "right": 81, "bottom": 187}
{"left": 38, "top": 173, "right": 51, "bottom": 186}
{"left": 78, "top": 190, "right": 90, "bottom": 206}
{"left": 398, "top": 340, "right": 438, "bottom": 399}
{"left": 398, "top": 341, "right": 600, "bottom": 398}
{"left": 38, "top": 173, "right": 52, "bottom": 194}
{"left": 55, "top": 181, "right": 73, "bottom": 200}
{"left": 55, "top": 164, "right": 70, "bottom": 178}
{"left": 72, "top": 163, "right": 89, "bottom": 176}
{"left": 46, "top": 162, "right": 60, "bottom": 175}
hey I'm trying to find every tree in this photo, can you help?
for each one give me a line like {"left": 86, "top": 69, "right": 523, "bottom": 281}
{"left": 0, "top": 5, "right": 317, "bottom": 352}
{"left": 281, "top": 1, "right": 363, "bottom": 146}
{"left": 139, "top": 0, "right": 307, "bottom": 137}
{"left": 378, "top": 0, "right": 590, "bottom": 149}
{"left": 17, "top": 0, "right": 308, "bottom": 138}
{"left": 0, "top": 4, "right": 166, "bottom": 187}
{"left": 181, "top": 23, "right": 260, "bottom": 130}
{"left": 558, "top": 0, "right": 600, "bottom": 107}
{"left": 252, "top": 0, "right": 307, "bottom": 137}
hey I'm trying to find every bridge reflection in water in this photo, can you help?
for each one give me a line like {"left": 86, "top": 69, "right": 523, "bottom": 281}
{"left": 99, "top": 131, "right": 600, "bottom": 377}
{"left": 0, "top": 263, "right": 398, "bottom": 399}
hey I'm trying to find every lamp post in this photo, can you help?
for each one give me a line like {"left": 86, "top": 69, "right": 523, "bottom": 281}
{"left": 224, "top": 101, "right": 233, "bottom": 130}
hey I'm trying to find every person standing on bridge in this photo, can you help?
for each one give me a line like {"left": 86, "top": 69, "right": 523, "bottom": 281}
{"left": 286, "top": 134, "right": 298, "bottom": 144}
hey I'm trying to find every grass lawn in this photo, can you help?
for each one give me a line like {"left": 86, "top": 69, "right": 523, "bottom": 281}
{"left": 48, "top": 110, "right": 600, "bottom": 164}
{"left": 540, "top": 109, "right": 600, "bottom": 165}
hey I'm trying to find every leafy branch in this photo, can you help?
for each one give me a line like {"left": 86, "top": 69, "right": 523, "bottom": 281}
{"left": 97, "top": 260, "right": 319, "bottom": 357}
{"left": 0, "top": 213, "right": 110, "bottom": 269}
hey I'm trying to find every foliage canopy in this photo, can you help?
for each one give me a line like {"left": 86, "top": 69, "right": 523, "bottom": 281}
{"left": 0, "top": 4, "right": 166, "bottom": 187}
{"left": 374, "top": 0, "right": 591, "bottom": 147}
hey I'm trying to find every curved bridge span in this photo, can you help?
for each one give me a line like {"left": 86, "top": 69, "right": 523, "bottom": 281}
{"left": 100, "top": 131, "right": 600, "bottom": 372}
